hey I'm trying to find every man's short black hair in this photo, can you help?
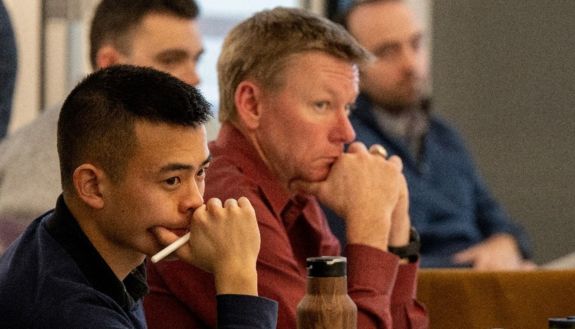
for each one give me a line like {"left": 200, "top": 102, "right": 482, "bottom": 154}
{"left": 57, "top": 65, "right": 212, "bottom": 192}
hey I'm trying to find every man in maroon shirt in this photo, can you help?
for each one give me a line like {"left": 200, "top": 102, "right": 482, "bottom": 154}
{"left": 145, "top": 7, "right": 428, "bottom": 329}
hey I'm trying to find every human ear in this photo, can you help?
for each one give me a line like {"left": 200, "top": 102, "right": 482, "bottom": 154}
{"left": 95, "top": 45, "right": 123, "bottom": 69}
{"left": 72, "top": 164, "right": 106, "bottom": 209}
{"left": 234, "top": 80, "right": 263, "bottom": 130}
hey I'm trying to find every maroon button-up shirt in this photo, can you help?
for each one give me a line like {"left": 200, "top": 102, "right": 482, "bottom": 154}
{"left": 145, "top": 123, "right": 428, "bottom": 329}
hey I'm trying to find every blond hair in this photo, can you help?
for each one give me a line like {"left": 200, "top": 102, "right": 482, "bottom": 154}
{"left": 217, "top": 7, "right": 369, "bottom": 123}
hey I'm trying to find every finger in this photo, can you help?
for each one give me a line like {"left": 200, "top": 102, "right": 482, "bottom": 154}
{"left": 369, "top": 144, "right": 388, "bottom": 158}
{"left": 472, "top": 257, "right": 492, "bottom": 270}
{"left": 347, "top": 141, "right": 368, "bottom": 153}
{"left": 205, "top": 198, "right": 223, "bottom": 212}
{"left": 521, "top": 261, "right": 537, "bottom": 270}
{"left": 237, "top": 196, "right": 252, "bottom": 208}
{"left": 388, "top": 155, "right": 404, "bottom": 171}
{"left": 191, "top": 203, "right": 207, "bottom": 219}
{"left": 237, "top": 197, "right": 256, "bottom": 216}
{"left": 224, "top": 198, "right": 238, "bottom": 208}
{"left": 452, "top": 248, "right": 476, "bottom": 264}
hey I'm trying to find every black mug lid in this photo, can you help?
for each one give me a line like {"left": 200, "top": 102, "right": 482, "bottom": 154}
{"left": 549, "top": 316, "right": 575, "bottom": 328}
{"left": 306, "top": 256, "right": 347, "bottom": 277}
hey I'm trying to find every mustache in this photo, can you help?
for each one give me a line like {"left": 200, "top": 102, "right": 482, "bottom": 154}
{"left": 400, "top": 70, "right": 422, "bottom": 83}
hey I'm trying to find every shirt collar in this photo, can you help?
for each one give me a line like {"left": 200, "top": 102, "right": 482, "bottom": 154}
{"left": 45, "top": 196, "right": 148, "bottom": 311}
{"left": 356, "top": 94, "right": 431, "bottom": 162}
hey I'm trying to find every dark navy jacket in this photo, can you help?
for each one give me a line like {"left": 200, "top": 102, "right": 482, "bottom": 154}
{"left": 0, "top": 197, "right": 278, "bottom": 328}
{"left": 325, "top": 95, "right": 532, "bottom": 268}
{"left": 0, "top": 197, "right": 148, "bottom": 328}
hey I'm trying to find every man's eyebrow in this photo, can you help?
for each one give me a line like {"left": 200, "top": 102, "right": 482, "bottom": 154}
{"left": 159, "top": 163, "right": 194, "bottom": 173}
{"left": 154, "top": 48, "right": 205, "bottom": 62}
{"left": 159, "top": 155, "right": 212, "bottom": 174}
{"left": 154, "top": 49, "right": 189, "bottom": 61}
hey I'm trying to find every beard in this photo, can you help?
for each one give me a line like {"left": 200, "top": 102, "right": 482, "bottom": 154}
{"left": 367, "top": 77, "right": 427, "bottom": 114}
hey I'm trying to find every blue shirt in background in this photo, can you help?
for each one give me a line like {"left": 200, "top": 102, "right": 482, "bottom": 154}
{"left": 324, "top": 95, "right": 533, "bottom": 268}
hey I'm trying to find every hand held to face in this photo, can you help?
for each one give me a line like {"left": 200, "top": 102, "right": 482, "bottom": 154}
{"left": 152, "top": 197, "right": 260, "bottom": 295}
{"left": 290, "top": 142, "right": 411, "bottom": 251}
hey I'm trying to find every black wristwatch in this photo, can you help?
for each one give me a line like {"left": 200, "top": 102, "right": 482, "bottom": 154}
{"left": 388, "top": 227, "right": 421, "bottom": 263}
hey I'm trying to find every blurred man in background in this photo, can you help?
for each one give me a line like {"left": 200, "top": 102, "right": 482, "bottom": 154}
{"left": 326, "top": 0, "right": 534, "bottom": 269}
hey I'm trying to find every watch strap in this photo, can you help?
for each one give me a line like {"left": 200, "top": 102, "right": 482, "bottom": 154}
{"left": 388, "top": 227, "right": 421, "bottom": 262}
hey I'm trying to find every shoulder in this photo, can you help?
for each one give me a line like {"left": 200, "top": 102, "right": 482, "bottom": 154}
{"left": 205, "top": 137, "right": 266, "bottom": 202}
{"left": 0, "top": 105, "right": 60, "bottom": 161}
{"left": 205, "top": 155, "right": 260, "bottom": 200}
{"left": 428, "top": 115, "right": 470, "bottom": 151}
{"left": 1, "top": 226, "right": 140, "bottom": 328}
{"left": 0, "top": 218, "right": 98, "bottom": 326}
{"left": 0, "top": 105, "right": 63, "bottom": 219}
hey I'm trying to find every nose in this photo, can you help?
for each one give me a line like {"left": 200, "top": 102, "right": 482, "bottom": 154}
{"left": 400, "top": 46, "right": 418, "bottom": 73}
{"left": 330, "top": 109, "right": 356, "bottom": 144}
{"left": 177, "top": 60, "right": 201, "bottom": 86}
{"left": 182, "top": 70, "right": 200, "bottom": 87}
{"left": 179, "top": 181, "right": 204, "bottom": 214}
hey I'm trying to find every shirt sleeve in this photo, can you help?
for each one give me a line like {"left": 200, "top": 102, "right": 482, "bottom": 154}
{"left": 217, "top": 295, "right": 278, "bottom": 329}
{"left": 473, "top": 171, "right": 533, "bottom": 259}
{"left": 346, "top": 244, "right": 428, "bottom": 329}
{"left": 443, "top": 119, "right": 533, "bottom": 260}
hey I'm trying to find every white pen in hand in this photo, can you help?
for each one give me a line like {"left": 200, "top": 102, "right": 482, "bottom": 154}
{"left": 151, "top": 232, "right": 190, "bottom": 263}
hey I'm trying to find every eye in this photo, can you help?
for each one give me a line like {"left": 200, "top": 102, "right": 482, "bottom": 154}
{"left": 196, "top": 165, "right": 209, "bottom": 179}
{"left": 411, "top": 35, "right": 423, "bottom": 52}
{"left": 164, "top": 176, "right": 181, "bottom": 187}
{"left": 313, "top": 101, "right": 330, "bottom": 113}
{"left": 374, "top": 44, "right": 399, "bottom": 60}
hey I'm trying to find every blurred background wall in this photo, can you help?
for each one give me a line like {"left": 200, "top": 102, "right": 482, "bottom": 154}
{"left": 432, "top": 1, "right": 575, "bottom": 264}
